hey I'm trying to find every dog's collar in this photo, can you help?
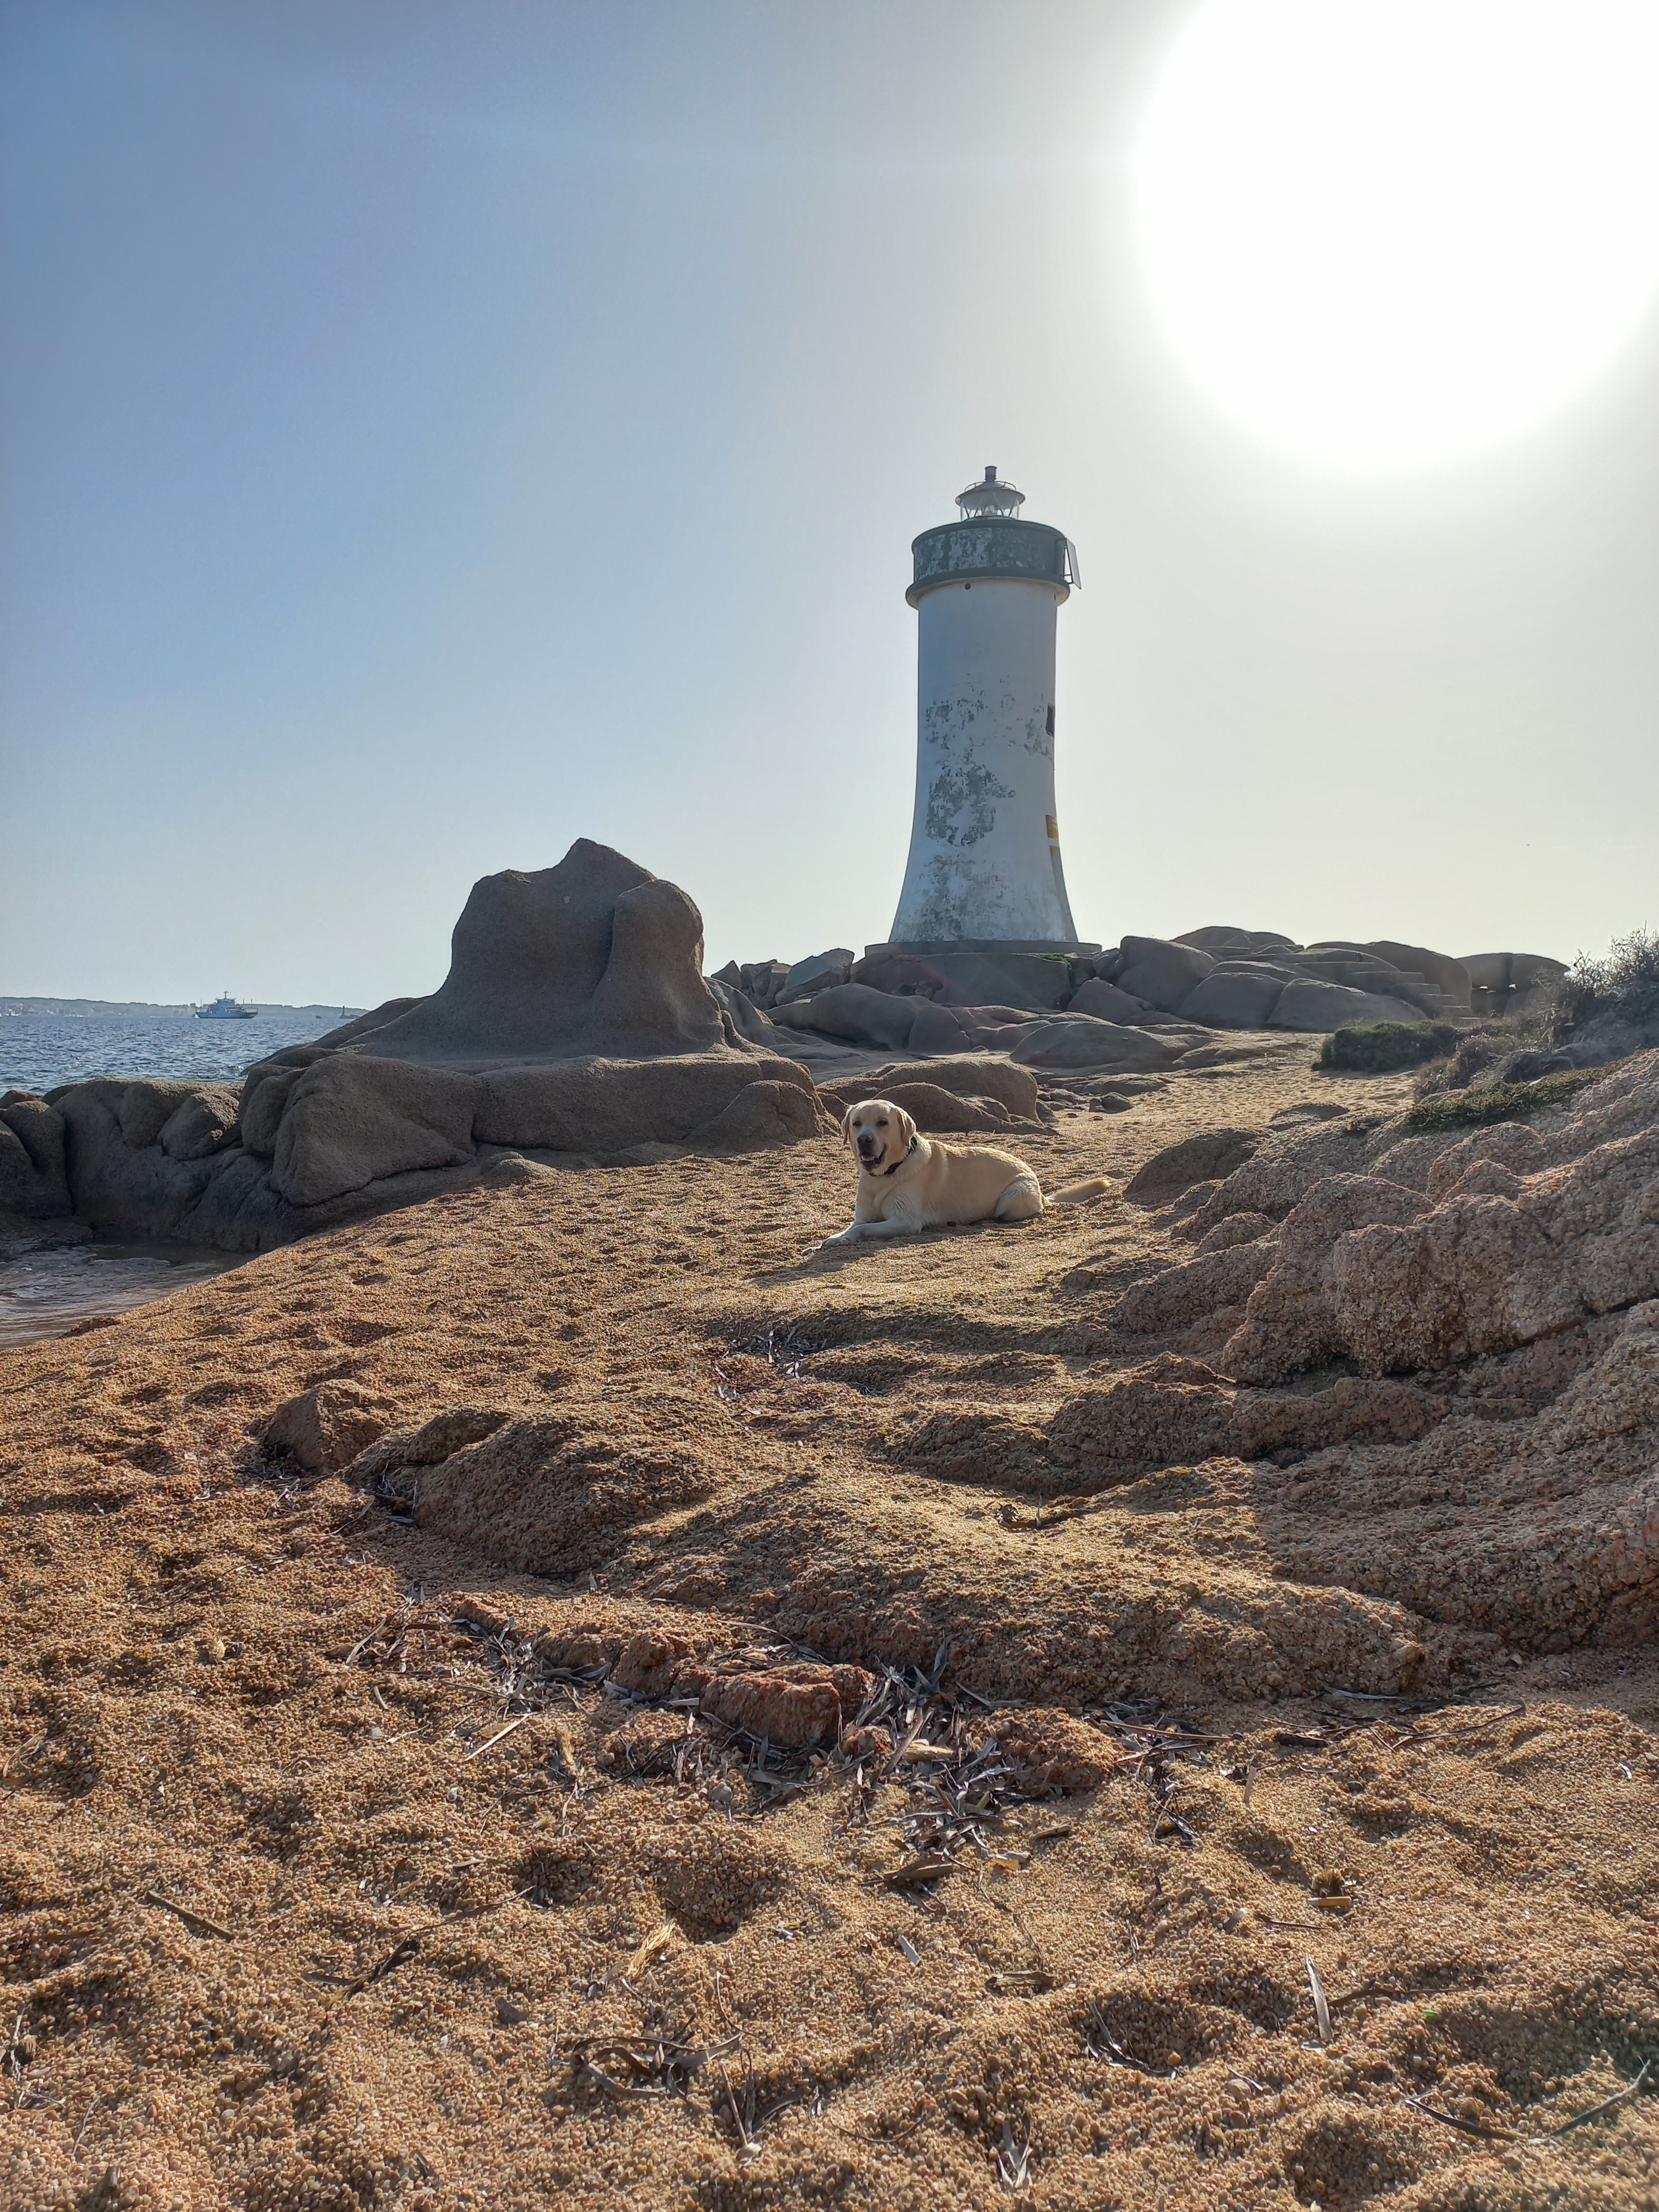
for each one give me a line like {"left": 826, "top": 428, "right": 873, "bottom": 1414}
{"left": 879, "top": 1139, "right": 917, "bottom": 1177}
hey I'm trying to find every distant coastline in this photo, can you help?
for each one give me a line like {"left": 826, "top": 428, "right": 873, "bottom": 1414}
{"left": 0, "top": 997, "right": 367, "bottom": 1020}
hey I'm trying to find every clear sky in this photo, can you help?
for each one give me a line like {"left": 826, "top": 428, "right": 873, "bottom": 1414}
{"left": 4, "top": 0, "right": 1657, "bottom": 1006}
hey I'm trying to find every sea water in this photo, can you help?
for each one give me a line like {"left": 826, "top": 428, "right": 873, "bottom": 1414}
{"left": 0, "top": 1010, "right": 358, "bottom": 1346}
{"left": 0, "top": 1009, "right": 353, "bottom": 1094}
{"left": 0, "top": 1239, "right": 240, "bottom": 1349}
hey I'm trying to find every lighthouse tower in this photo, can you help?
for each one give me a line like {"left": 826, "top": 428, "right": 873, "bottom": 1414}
{"left": 889, "top": 467, "right": 1085, "bottom": 950}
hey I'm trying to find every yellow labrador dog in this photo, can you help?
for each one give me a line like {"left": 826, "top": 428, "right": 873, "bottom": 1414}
{"left": 821, "top": 1099, "right": 1107, "bottom": 1247}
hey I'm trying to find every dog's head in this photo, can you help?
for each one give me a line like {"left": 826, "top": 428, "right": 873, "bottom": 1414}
{"left": 841, "top": 1098, "right": 917, "bottom": 1172}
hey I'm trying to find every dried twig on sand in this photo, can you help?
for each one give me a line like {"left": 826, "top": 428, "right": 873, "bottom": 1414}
{"left": 141, "top": 1891, "right": 235, "bottom": 1941}
{"left": 1539, "top": 2059, "right": 1652, "bottom": 2138}
{"left": 1305, "top": 1957, "right": 1331, "bottom": 2045}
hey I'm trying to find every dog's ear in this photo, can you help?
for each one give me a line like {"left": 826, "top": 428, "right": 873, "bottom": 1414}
{"left": 840, "top": 1104, "right": 856, "bottom": 1150}
{"left": 895, "top": 1106, "right": 917, "bottom": 1151}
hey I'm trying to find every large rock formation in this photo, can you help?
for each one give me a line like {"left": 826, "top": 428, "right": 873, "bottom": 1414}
{"left": 19, "top": 841, "right": 829, "bottom": 1251}
{"left": 742, "top": 926, "right": 1492, "bottom": 1052}
{"left": 1040, "top": 1049, "right": 1659, "bottom": 1654}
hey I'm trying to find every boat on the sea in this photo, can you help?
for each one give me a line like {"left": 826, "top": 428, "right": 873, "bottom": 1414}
{"left": 194, "top": 992, "right": 258, "bottom": 1021}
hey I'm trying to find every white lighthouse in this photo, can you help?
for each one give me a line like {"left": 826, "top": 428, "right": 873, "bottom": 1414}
{"left": 889, "top": 467, "right": 1085, "bottom": 950}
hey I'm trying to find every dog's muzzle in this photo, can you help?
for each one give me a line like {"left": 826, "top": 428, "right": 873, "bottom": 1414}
{"left": 857, "top": 1138, "right": 880, "bottom": 1163}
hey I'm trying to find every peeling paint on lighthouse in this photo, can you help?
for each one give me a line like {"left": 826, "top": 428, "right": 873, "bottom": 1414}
{"left": 889, "top": 469, "right": 1084, "bottom": 948}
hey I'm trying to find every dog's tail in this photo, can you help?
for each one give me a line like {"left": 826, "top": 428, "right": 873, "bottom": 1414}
{"left": 1046, "top": 1175, "right": 1112, "bottom": 1206}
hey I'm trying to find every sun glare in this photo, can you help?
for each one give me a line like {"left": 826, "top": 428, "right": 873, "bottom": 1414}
{"left": 1131, "top": 0, "right": 1659, "bottom": 465}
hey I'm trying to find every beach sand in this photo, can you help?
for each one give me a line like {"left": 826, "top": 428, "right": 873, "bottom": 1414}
{"left": 3, "top": 1040, "right": 1657, "bottom": 2210}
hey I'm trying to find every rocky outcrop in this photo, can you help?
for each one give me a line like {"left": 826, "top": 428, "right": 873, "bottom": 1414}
{"left": 817, "top": 1056, "right": 1041, "bottom": 1122}
{"left": 1178, "top": 967, "right": 1287, "bottom": 1029}
{"left": 1121, "top": 1129, "right": 1260, "bottom": 1207}
{"left": 1043, "top": 1052, "right": 1659, "bottom": 1651}
{"left": 1066, "top": 977, "right": 1150, "bottom": 1023}
{"left": 771, "top": 983, "right": 948, "bottom": 1054}
{"left": 735, "top": 923, "right": 1486, "bottom": 1044}
{"left": 814, "top": 1078, "right": 1031, "bottom": 1135}
{"left": 341, "top": 841, "right": 724, "bottom": 1065}
{"left": 1106, "top": 1055, "right": 1659, "bottom": 1378}
{"left": 0, "top": 1095, "right": 71, "bottom": 1217}
{"left": 853, "top": 948, "right": 1075, "bottom": 1011}
{"left": 1269, "top": 980, "right": 1427, "bottom": 1030}
{"left": 778, "top": 949, "right": 855, "bottom": 1001}
{"left": 30, "top": 841, "right": 830, "bottom": 1250}
{"left": 1004, "top": 1018, "right": 1183, "bottom": 1073}
{"left": 1116, "top": 937, "right": 1215, "bottom": 1013}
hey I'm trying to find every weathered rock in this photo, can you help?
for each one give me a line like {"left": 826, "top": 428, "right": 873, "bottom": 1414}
{"left": 1230, "top": 1375, "right": 1448, "bottom": 1457}
{"left": 903, "top": 1000, "right": 971, "bottom": 1054}
{"left": 1067, "top": 977, "right": 1150, "bottom": 1023}
{"left": 352, "top": 841, "right": 725, "bottom": 1065}
{"left": 1194, "top": 1211, "right": 1279, "bottom": 1254}
{"left": 473, "top": 1054, "right": 817, "bottom": 1154}
{"left": 109, "top": 1083, "right": 206, "bottom": 1149}
{"left": 1333, "top": 1125, "right": 1659, "bottom": 1373}
{"left": 1008, "top": 1018, "right": 1180, "bottom": 1073}
{"left": 706, "top": 978, "right": 779, "bottom": 1046}
{"left": 533, "top": 1628, "right": 625, "bottom": 1675}
{"left": 1421, "top": 1122, "right": 1548, "bottom": 1200}
{"left": 602, "top": 1708, "right": 702, "bottom": 1775}
{"left": 240, "top": 1068, "right": 305, "bottom": 1156}
{"left": 0, "top": 1098, "right": 70, "bottom": 1217}
{"left": 854, "top": 949, "right": 1075, "bottom": 1012}
{"left": 779, "top": 949, "right": 855, "bottom": 1000}
{"left": 51, "top": 1081, "right": 230, "bottom": 1239}
{"left": 1116, "top": 937, "right": 1216, "bottom": 1013}
{"left": 1178, "top": 968, "right": 1287, "bottom": 1029}
{"left": 771, "top": 984, "right": 935, "bottom": 1053}
{"left": 158, "top": 1088, "right": 241, "bottom": 1162}
{"left": 1123, "top": 1130, "right": 1260, "bottom": 1208}
{"left": 817, "top": 1081, "right": 1018, "bottom": 1134}
{"left": 1047, "top": 1356, "right": 1233, "bottom": 1480}
{"left": 1269, "top": 981, "right": 1427, "bottom": 1032}
{"left": 1113, "top": 1244, "right": 1280, "bottom": 1334}
{"left": 1471, "top": 1049, "right": 1575, "bottom": 1089}
{"left": 1223, "top": 1175, "right": 1431, "bottom": 1382}
{"left": 690, "top": 1079, "right": 830, "bottom": 1151}
{"left": 270, "top": 1057, "right": 477, "bottom": 1207}
{"left": 1244, "top": 1302, "right": 1659, "bottom": 1651}
{"left": 818, "top": 1057, "right": 1041, "bottom": 1121}
{"left": 1174, "top": 926, "right": 1300, "bottom": 954}
{"left": 737, "top": 960, "right": 792, "bottom": 1009}
{"left": 264, "top": 1382, "right": 393, "bottom": 1474}
{"left": 1180, "top": 1118, "right": 1382, "bottom": 1239}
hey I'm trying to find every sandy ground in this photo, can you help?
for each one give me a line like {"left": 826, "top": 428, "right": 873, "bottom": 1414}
{"left": 3, "top": 1037, "right": 1658, "bottom": 2211}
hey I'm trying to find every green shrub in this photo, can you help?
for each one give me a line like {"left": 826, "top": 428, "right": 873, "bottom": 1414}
{"left": 1547, "top": 928, "right": 1659, "bottom": 1045}
{"left": 1318, "top": 1021, "right": 1461, "bottom": 1074}
{"left": 1400, "top": 1067, "right": 1606, "bottom": 1135}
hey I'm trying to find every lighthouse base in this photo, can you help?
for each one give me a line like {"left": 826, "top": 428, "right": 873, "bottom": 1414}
{"left": 872, "top": 938, "right": 1103, "bottom": 958}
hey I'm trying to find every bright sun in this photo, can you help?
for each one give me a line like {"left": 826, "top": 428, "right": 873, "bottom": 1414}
{"left": 1131, "top": 0, "right": 1659, "bottom": 465}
